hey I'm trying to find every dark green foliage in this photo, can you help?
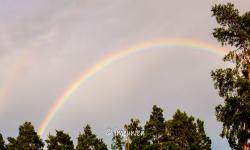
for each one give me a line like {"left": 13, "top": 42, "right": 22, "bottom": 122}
{"left": 45, "top": 130, "right": 74, "bottom": 150}
{"left": 165, "top": 110, "right": 211, "bottom": 150}
{"left": 111, "top": 133, "right": 124, "bottom": 150}
{"left": 0, "top": 133, "right": 6, "bottom": 150}
{"left": 122, "top": 105, "right": 211, "bottom": 150}
{"left": 76, "top": 124, "right": 107, "bottom": 150}
{"left": 124, "top": 119, "right": 145, "bottom": 150}
{"left": 0, "top": 107, "right": 211, "bottom": 150}
{"left": 6, "top": 137, "right": 17, "bottom": 150}
{"left": 212, "top": 3, "right": 246, "bottom": 47}
{"left": 6, "top": 122, "right": 44, "bottom": 150}
{"left": 144, "top": 105, "right": 166, "bottom": 147}
{"left": 211, "top": 3, "right": 250, "bottom": 149}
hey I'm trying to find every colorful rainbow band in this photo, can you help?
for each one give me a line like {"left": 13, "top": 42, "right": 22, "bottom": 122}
{"left": 37, "top": 38, "right": 227, "bottom": 135}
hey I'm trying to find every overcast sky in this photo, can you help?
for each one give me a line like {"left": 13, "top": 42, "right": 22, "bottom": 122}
{"left": 1, "top": 0, "right": 250, "bottom": 149}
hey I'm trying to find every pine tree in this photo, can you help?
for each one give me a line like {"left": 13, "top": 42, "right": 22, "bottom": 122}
{"left": 165, "top": 110, "right": 211, "bottom": 150}
{"left": 196, "top": 119, "right": 212, "bottom": 150}
{"left": 124, "top": 105, "right": 212, "bottom": 150}
{"left": 111, "top": 133, "right": 124, "bottom": 150}
{"left": 124, "top": 119, "right": 145, "bottom": 150}
{"left": 45, "top": 130, "right": 74, "bottom": 150}
{"left": 6, "top": 137, "right": 17, "bottom": 150}
{"left": 144, "top": 105, "right": 167, "bottom": 149}
{"left": 6, "top": 122, "right": 44, "bottom": 150}
{"left": 76, "top": 124, "right": 108, "bottom": 150}
{"left": 0, "top": 133, "right": 6, "bottom": 150}
{"left": 211, "top": 3, "right": 250, "bottom": 150}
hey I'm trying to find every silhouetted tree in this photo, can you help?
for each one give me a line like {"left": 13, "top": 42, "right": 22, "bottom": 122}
{"left": 76, "top": 124, "right": 107, "bottom": 150}
{"left": 124, "top": 119, "right": 145, "bottom": 150}
{"left": 111, "top": 133, "right": 124, "bottom": 150}
{"left": 0, "top": 133, "right": 6, "bottom": 150}
{"left": 122, "top": 105, "right": 211, "bottom": 150}
{"left": 211, "top": 3, "right": 250, "bottom": 150}
{"left": 165, "top": 110, "right": 211, "bottom": 150}
{"left": 46, "top": 130, "right": 74, "bottom": 150}
{"left": 144, "top": 105, "right": 167, "bottom": 149}
{"left": 6, "top": 122, "right": 44, "bottom": 150}
{"left": 6, "top": 137, "right": 17, "bottom": 150}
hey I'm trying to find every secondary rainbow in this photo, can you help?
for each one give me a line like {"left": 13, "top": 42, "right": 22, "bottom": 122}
{"left": 38, "top": 38, "right": 227, "bottom": 135}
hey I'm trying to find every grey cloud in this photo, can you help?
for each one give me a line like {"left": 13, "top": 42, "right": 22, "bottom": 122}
{"left": 1, "top": 0, "right": 250, "bottom": 149}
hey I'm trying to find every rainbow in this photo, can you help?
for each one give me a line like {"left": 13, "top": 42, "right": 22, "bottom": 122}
{"left": 37, "top": 38, "right": 227, "bottom": 135}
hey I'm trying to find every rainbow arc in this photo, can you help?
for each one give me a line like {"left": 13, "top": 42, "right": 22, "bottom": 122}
{"left": 38, "top": 38, "right": 227, "bottom": 135}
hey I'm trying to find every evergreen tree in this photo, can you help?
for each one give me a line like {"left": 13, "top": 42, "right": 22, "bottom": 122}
{"left": 46, "top": 130, "right": 74, "bottom": 150}
{"left": 165, "top": 110, "right": 211, "bottom": 150}
{"left": 6, "top": 137, "right": 17, "bottom": 150}
{"left": 144, "top": 105, "right": 167, "bottom": 149}
{"left": 111, "top": 133, "right": 124, "bottom": 150}
{"left": 76, "top": 124, "right": 108, "bottom": 150}
{"left": 123, "top": 105, "right": 212, "bottom": 150}
{"left": 211, "top": 3, "right": 250, "bottom": 150}
{"left": 124, "top": 119, "right": 145, "bottom": 150}
{"left": 95, "top": 138, "right": 107, "bottom": 150}
{"left": 0, "top": 133, "right": 6, "bottom": 150}
{"left": 6, "top": 122, "right": 44, "bottom": 150}
{"left": 196, "top": 119, "right": 212, "bottom": 150}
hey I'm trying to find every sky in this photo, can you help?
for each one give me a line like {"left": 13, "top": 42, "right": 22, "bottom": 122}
{"left": 0, "top": 0, "right": 250, "bottom": 149}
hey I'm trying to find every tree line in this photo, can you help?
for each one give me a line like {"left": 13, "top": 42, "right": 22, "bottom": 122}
{"left": 0, "top": 105, "right": 211, "bottom": 150}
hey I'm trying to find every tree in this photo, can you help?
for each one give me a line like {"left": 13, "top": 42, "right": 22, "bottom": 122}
{"left": 76, "top": 124, "right": 108, "bottom": 150}
{"left": 45, "top": 130, "right": 74, "bottom": 150}
{"left": 124, "top": 119, "right": 145, "bottom": 150}
{"left": 211, "top": 3, "right": 250, "bottom": 150}
{"left": 196, "top": 119, "right": 212, "bottom": 150}
{"left": 111, "top": 133, "right": 124, "bottom": 150}
{"left": 165, "top": 110, "right": 211, "bottom": 150}
{"left": 144, "top": 105, "right": 167, "bottom": 149}
{"left": 6, "top": 122, "right": 44, "bottom": 150}
{"left": 121, "top": 105, "right": 211, "bottom": 150}
{"left": 0, "top": 133, "right": 6, "bottom": 150}
{"left": 6, "top": 137, "right": 17, "bottom": 150}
